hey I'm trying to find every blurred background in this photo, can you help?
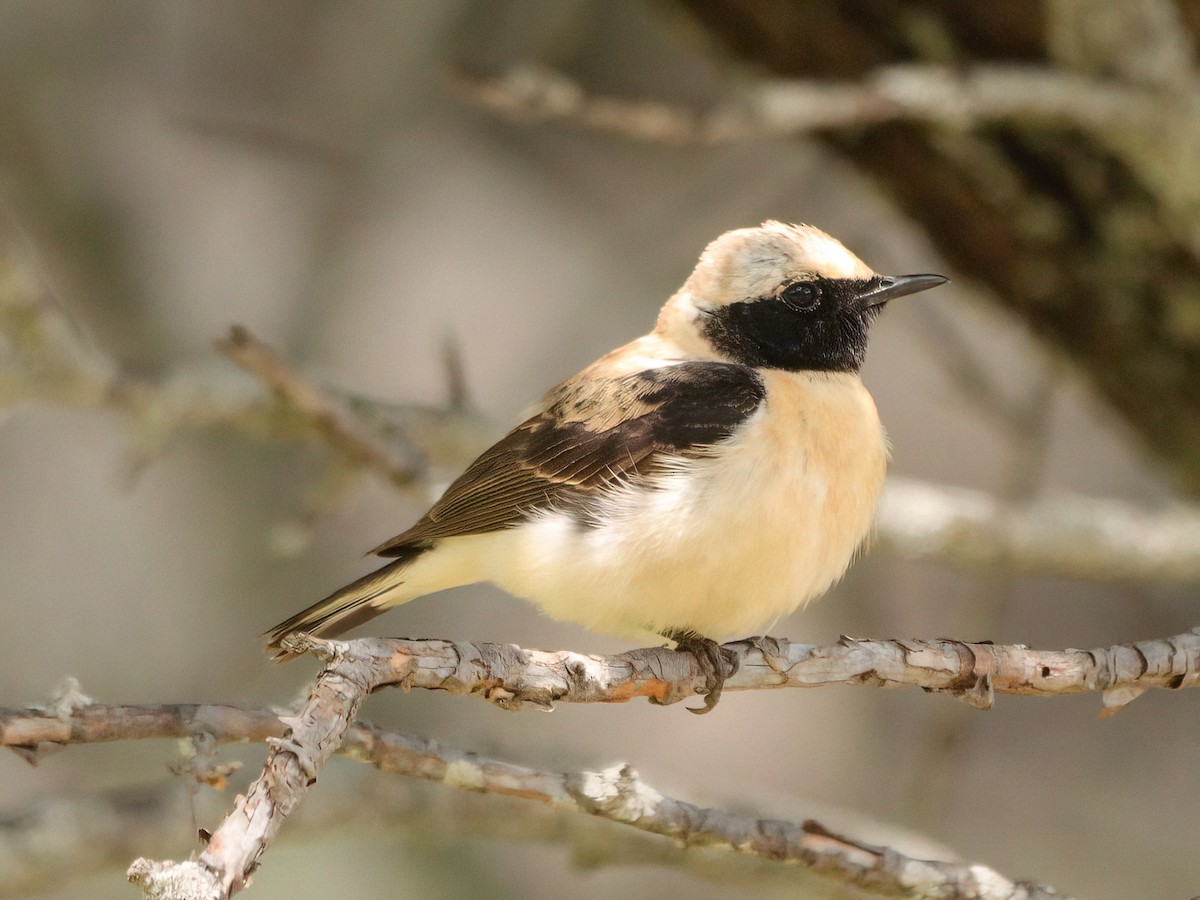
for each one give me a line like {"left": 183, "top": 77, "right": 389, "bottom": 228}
{"left": 2, "top": 1, "right": 1199, "bottom": 898}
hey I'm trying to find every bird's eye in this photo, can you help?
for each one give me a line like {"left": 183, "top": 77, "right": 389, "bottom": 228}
{"left": 781, "top": 281, "right": 820, "bottom": 312}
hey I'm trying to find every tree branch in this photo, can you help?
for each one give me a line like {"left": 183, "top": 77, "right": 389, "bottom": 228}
{"left": 0, "top": 280, "right": 489, "bottom": 493}
{"left": 3, "top": 630, "right": 1180, "bottom": 895}
{"left": 3, "top": 773, "right": 881, "bottom": 898}
{"left": 5, "top": 647, "right": 1094, "bottom": 899}
{"left": 283, "top": 629, "right": 1200, "bottom": 714}
{"left": 1, "top": 708, "right": 863, "bottom": 896}
{"left": 877, "top": 476, "right": 1200, "bottom": 583}
{"left": 8, "top": 630, "right": 1195, "bottom": 757}
{"left": 5, "top": 271, "right": 1200, "bottom": 585}
{"left": 214, "top": 325, "right": 422, "bottom": 487}
{"left": 450, "top": 62, "right": 1193, "bottom": 144}
{"left": 125, "top": 650, "right": 372, "bottom": 898}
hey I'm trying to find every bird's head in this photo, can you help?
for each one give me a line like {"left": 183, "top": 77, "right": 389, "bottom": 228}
{"left": 657, "top": 221, "right": 946, "bottom": 372}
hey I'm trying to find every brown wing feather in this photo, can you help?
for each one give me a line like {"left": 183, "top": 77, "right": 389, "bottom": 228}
{"left": 371, "top": 362, "right": 765, "bottom": 556}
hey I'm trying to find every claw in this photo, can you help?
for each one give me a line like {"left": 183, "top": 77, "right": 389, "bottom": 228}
{"left": 660, "top": 630, "right": 738, "bottom": 713}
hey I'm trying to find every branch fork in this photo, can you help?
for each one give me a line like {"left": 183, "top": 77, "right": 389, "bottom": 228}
{"left": 106, "top": 627, "right": 1199, "bottom": 898}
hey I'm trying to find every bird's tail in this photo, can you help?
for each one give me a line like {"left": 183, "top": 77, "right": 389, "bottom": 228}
{"left": 266, "top": 547, "right": 423, "bottom": 660}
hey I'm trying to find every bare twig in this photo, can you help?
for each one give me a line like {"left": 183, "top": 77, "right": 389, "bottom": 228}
{"left": 451, "top": 62, "right": 1194, "bottom": 144}
{"left": 118, "top": 627, "right": 1192, "bottom": 895}
{"left": 214, "top": 326, "right": 420, "bottom": 486}
{"left": 452, "top": 60, "right": 1200, "bottom": 261}
{"left": 0, "top": 695, "right": 1042, "bottom": 899}
{"left": 7, "top": 630, "right": 1196, "bottom": 763}
{"left": 267, "top": 630, "right": 1200, "bottom": 713}
{"left": 125, "top": 647, "right": 373, "bottom": 898}
{"left": 6, "top": 646, "right": 1090, "bottom": 899}
{"left": 4, "top": 777, "right": 889, "bottom": 898}
{"left": 341, "top": 737, "right": 1061, "bottom": 900}
{"left": 5, "top": 627, "right": 1183, "bottom": 762}
{"left": 0, "top": 281, "right": 488, "bottom": 493}
{"left": 6, "top": 258, "right": 1200, "bottom": 584}
{"left": 877, "top": 477, "right": 1200, "bottom": 583}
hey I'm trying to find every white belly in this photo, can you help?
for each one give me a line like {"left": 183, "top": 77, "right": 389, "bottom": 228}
{"left": 452, "top": 370, "right": 888, "bottom": 641}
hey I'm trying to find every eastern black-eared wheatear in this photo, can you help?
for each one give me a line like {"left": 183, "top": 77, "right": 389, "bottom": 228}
{"left": 268, "top": 222, "right": 946, "bottom": 711}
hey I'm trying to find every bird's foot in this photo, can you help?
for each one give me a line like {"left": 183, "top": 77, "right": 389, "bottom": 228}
{"left": 661, "top": 629, "right": 738, "bottom": 714}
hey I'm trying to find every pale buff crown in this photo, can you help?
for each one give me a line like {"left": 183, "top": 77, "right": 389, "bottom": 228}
{"left": 654, "top": 222, "right": 877, "bottom": 355}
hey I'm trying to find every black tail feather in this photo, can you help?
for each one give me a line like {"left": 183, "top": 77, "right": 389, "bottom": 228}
{"left": 266, "top": 547, "right": 424, "bottom": 659}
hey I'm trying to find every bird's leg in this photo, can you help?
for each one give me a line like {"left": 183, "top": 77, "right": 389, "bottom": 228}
{"left": 659, "top": 628, "right": 739, "bottom": 714}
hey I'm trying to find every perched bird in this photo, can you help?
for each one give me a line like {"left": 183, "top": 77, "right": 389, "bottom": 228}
{"left": 267, "top": 222, "right": 945, "bottom": 711}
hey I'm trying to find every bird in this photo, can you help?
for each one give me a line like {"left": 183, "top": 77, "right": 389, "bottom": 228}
{"left": 267, "top": 221, "right": 946, "bottom": 711}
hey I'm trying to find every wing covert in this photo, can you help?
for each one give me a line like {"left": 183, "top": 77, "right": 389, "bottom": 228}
{"left": 372, "top": 361, "right": 765, "bottom": 555}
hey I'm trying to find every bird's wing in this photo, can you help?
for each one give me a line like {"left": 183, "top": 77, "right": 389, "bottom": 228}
{"left": 371, "top": 361, "right": 766, "bottom": 554}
